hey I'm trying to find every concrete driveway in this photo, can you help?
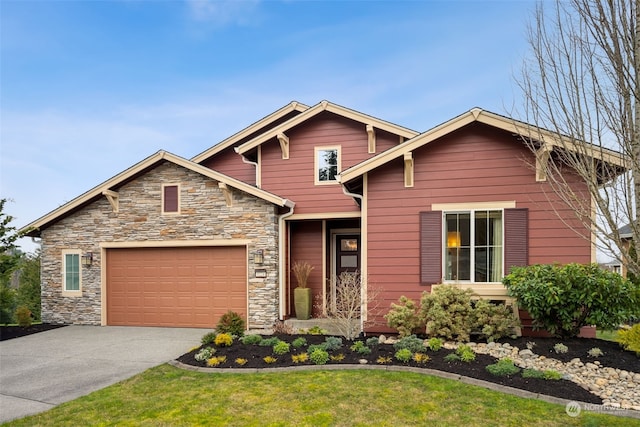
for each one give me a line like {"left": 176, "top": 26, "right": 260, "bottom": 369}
{"left": 0, "top": 325, "right": 206, "bottom": 423}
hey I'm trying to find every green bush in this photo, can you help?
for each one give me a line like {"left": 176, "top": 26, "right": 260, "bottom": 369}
{"left": 419, "top": 285, "right": 475, "bottom": 341}
{"left": 427, "top": 337, "right": 443, "bottom": 352}
{"left": 201, "top": 331, "right": 217, "bottom": 345}
{"left": 350, "top": 341, "right": 371, "bottom": 355}
{"left": 456, "top": 344, "right": 476, "bottom": 362}
{"left": 393, "top": 335, "right": 425, "bottom": 353}
{"left": 323, "top": 336, "right": 343, "bottom": 351}
{"left": 291, "top": 337, "right": 307, "bottom": 348}
{"left": 14, "top": 305, "right": 32, "bottom": 328}
{"left": 259, "top": 337, "right": 281, "bottom": 347}
{"left": 471, "top": 299, "right": 519, "bottom": 342}
{"left": 394, "top": 348, "right": 413, "bottom": 363}
{"left": 522, "top": 368, "right": 545, "bottom": 379}
{"left": 444, "top": 353, "right": 460, "bottom": 362}
{"left": 486, "top": 358, "right": 520, "bottom": 376}
{"left": 216, "top": 311, "right": 246, "bottom": 336}
{"left": 617, "top": 323, "right": 640, "bottom": 356}
{"left": 272, "top": 341, "right": 290, "bottom": 355}
{"left": 308, "top": 343, "right": 328, "bottom": 353}
{"left": 309, "top": 348, "right": 329, "bottom": 365}
{"left": 384, "top": 296, "right": 422, "bottom": 337}
{"left": 194, "top": 347, "right": 216, "bottom": 362}
{"left": 241, "top": 334, "right": 263, "bottom": 345}
{"left": 503, "top": 263, "right": 640, "bottom": 338}
{"left": 366, "top": 337, "right": 380, "bottom": 347}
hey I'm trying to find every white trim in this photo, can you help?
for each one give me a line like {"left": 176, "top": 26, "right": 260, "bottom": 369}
{"left": 432, "top": 201, "right": 516, "bottom": 211}
{"left": 314, "top": 146, "right": 341, "bottom": 185}
{"left": 62, "top": 249, "right": 82, "bottom": 297}
{"left": 287, "top": 212, "right": 361, "bottom": 221}
{"left": 441, "top": 208, "right": 505, "bottom": 285}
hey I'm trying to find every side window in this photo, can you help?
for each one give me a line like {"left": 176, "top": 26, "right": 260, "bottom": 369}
{"left": 63, "top": 250, "right": 81, "bottom": 294}
{"left": 315, "top": 147, "right": 340, "bottom": 184}
{"left": 162, "top": 184, "right": 179, "bottom": 213}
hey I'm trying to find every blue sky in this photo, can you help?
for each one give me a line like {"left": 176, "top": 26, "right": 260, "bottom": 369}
{"left": 1, "top": 0, "right": 536, "bottom": 253}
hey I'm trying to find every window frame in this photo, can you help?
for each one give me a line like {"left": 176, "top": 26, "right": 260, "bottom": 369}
{"left": 314, "top": 146, "right": 341, "bottom": 185}
{"left": 442, "top": 209, "right": 505, "bottom": 284}
{"left": 162, "top": 183, "right": 180, "bottom": 214}
{"left": 62, "top": 249, "right": 82, "bottom": 296}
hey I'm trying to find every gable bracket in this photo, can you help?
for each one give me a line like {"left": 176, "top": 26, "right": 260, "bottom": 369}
{"left": 277, "top": 133, "right": 290, "bottom": 160}
{"left": 366, "top": 124, "right": 376, "bottom": 154}
{"left": 404, "top": 152, "right": 414, "bottom": 188}
{"left": 218, "top": 182, "right": 233, "bottom": 207}
{"left": 536, "top": 143, "right": 554, "bottom": 182}
{"left": 102, "top": 190, "right": 119, "bottom": 213}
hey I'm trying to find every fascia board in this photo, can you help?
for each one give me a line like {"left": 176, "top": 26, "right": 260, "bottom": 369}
{"left": 190, "top": 101, "right": 310, "bottom": 163}
{"left": 236, "top": 100, "right": 419, "bottom": 155}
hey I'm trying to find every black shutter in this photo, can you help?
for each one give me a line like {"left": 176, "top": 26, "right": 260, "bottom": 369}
{"left": 504, "top": 208, "right": 528, "bottom": 273}
{"left": 420, "top": 211, "right": 442, "bottom": 285}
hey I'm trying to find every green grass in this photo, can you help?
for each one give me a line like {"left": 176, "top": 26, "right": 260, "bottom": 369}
{"left": 4, "top": 365, "right": 638, "bottom": 426}
{"left": 596, "top": 329, "right": 619, "bottom": 342}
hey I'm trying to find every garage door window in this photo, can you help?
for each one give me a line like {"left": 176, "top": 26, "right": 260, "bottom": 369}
{"left": 62, "top": 250, "right": 82, "bottom": 295}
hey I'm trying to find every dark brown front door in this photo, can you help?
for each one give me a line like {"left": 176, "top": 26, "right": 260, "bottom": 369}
{"left": 335, "top": 234, "right": 360, "bottom": 275}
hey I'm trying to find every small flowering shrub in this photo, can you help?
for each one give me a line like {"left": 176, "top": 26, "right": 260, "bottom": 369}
{"left": 350, "top": 341, "right": 371, "bottom": 355}
{"left": 273, "top": 341, "right": 291, "bottom": 355}
{"left": 553, "top": 343, "right": 568, "bottom": 354}
{"left": 330, "top": 353, "right": 345, "bottom": 362}
{"left": 394, "top": 348, "right": 413, "bottom": 363}
{"left": 263, "top": 356, "right": 277, "bottom": 364}
{"left": 587, "top": 347, "right": 603, "bottom": 358}
{"left": 291, "top": 337, "right": 307, "bottom": 348}
{"left": 216, "top": 311, "right": 245, "bottom": 337}
{"left": 412, "top": 353, "right": 430, "bottom": 364}
{"left": 194, "top": 347, "right": 216, "bottom": 362}
{"left": 324, "top": 336, "right": 343, "bottom": 351}
{"left": 206, "top": 356, "right": 227, "bottom": 367}
{"left": 309, "top": 348, "right": 329, "bottom": 365}
{"left": 235, "top": 358, "right": 248, "bottom": 366}
{"left": 241, "top": 334, "right": 263, "bottom": 345}
{"left": 427, "top": 337, "right": 443, "bottom": 352}
{"left": 376, "top": 356, "right": 392, "bottom": 364}
{"left": 214, "top": 333, "right": 233, "bottom": 347}
{"left": 291, "top": 353, "right": 309, "bottom": 364}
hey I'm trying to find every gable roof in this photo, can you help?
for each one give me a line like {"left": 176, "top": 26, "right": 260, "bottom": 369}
{"left": 235, "top": 100, "right": 419, "bottom": 155}
{"left": 22, "top": 150, "right": 294, "bottom": 237}
{"left": 191, "top": 101, "right": 310, "bottom": 164}
{"left": 339, "top": 107, "right": 628, "bottom": 184}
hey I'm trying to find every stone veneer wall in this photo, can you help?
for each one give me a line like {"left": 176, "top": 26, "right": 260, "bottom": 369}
{"left": 40, "top": 161, "right": 280, "bottom": 328}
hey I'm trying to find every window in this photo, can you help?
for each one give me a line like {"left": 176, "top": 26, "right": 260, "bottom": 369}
{"left": 162, "top": 184, "right": 179, "bottom": 213}
{"left": 315, "top": 147, "right": 340, "bottom": 184}
{"left": 445, "top": 210, "right": 503, "bottom": 282}
{"left": 63, "top": 250, "right": 81, "bottom": 293}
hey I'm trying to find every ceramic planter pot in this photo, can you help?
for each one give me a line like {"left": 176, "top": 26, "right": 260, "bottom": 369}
{"left": 294, "top": 287, "right": 312, "bottom": 320}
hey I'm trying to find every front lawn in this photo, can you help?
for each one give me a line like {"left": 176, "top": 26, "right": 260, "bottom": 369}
{"left": 4, "top": 365, "right": 637, "bottom": 426}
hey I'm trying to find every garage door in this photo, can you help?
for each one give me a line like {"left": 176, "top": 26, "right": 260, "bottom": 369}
{"left": 106, "top": 246, "right": 246, "bottom": 327}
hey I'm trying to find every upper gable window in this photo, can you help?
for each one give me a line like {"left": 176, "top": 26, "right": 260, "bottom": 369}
{"left": 162, "top": 184, "right": 180, "bottom": 214}
{"left": 315, "top": 146, "right": 340, "bottom": 185}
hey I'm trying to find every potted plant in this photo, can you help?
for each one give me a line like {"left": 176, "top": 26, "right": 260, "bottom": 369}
{"left": 292, "top": 261, "right": 314, "bottom": 320}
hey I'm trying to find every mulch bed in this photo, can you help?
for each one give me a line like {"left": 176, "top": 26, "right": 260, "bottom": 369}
{"left": 177, "top": 334, "right": 640, "bottom": 406}
{"left": 0, "top": 323, "right": 67, "bottom": 341}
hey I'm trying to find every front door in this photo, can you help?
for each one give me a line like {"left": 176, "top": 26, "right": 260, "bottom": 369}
{"left": 330, "top": 232, "right": 361, "bottom": 312}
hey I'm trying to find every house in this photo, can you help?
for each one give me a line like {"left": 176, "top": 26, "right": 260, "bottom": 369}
{"left": 22, "top": 100, "right": 627, "bottom": 334}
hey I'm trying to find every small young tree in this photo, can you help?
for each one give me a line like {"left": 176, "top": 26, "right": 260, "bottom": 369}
{"left": 504, "top": 263, "right": 640, "bottom": 338}
{"left": 0, "top": 199, "right": 28, "bottom": 324}
{"left": 16, "top": 250, "right": 41, "bottom": 322}
{"left": 320, "top": 271, "right": 380, "bottom": 340}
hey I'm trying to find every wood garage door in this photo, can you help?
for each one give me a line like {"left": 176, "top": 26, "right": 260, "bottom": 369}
{"left": 106, "top": 246, "right": 246, "bottom": 327}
